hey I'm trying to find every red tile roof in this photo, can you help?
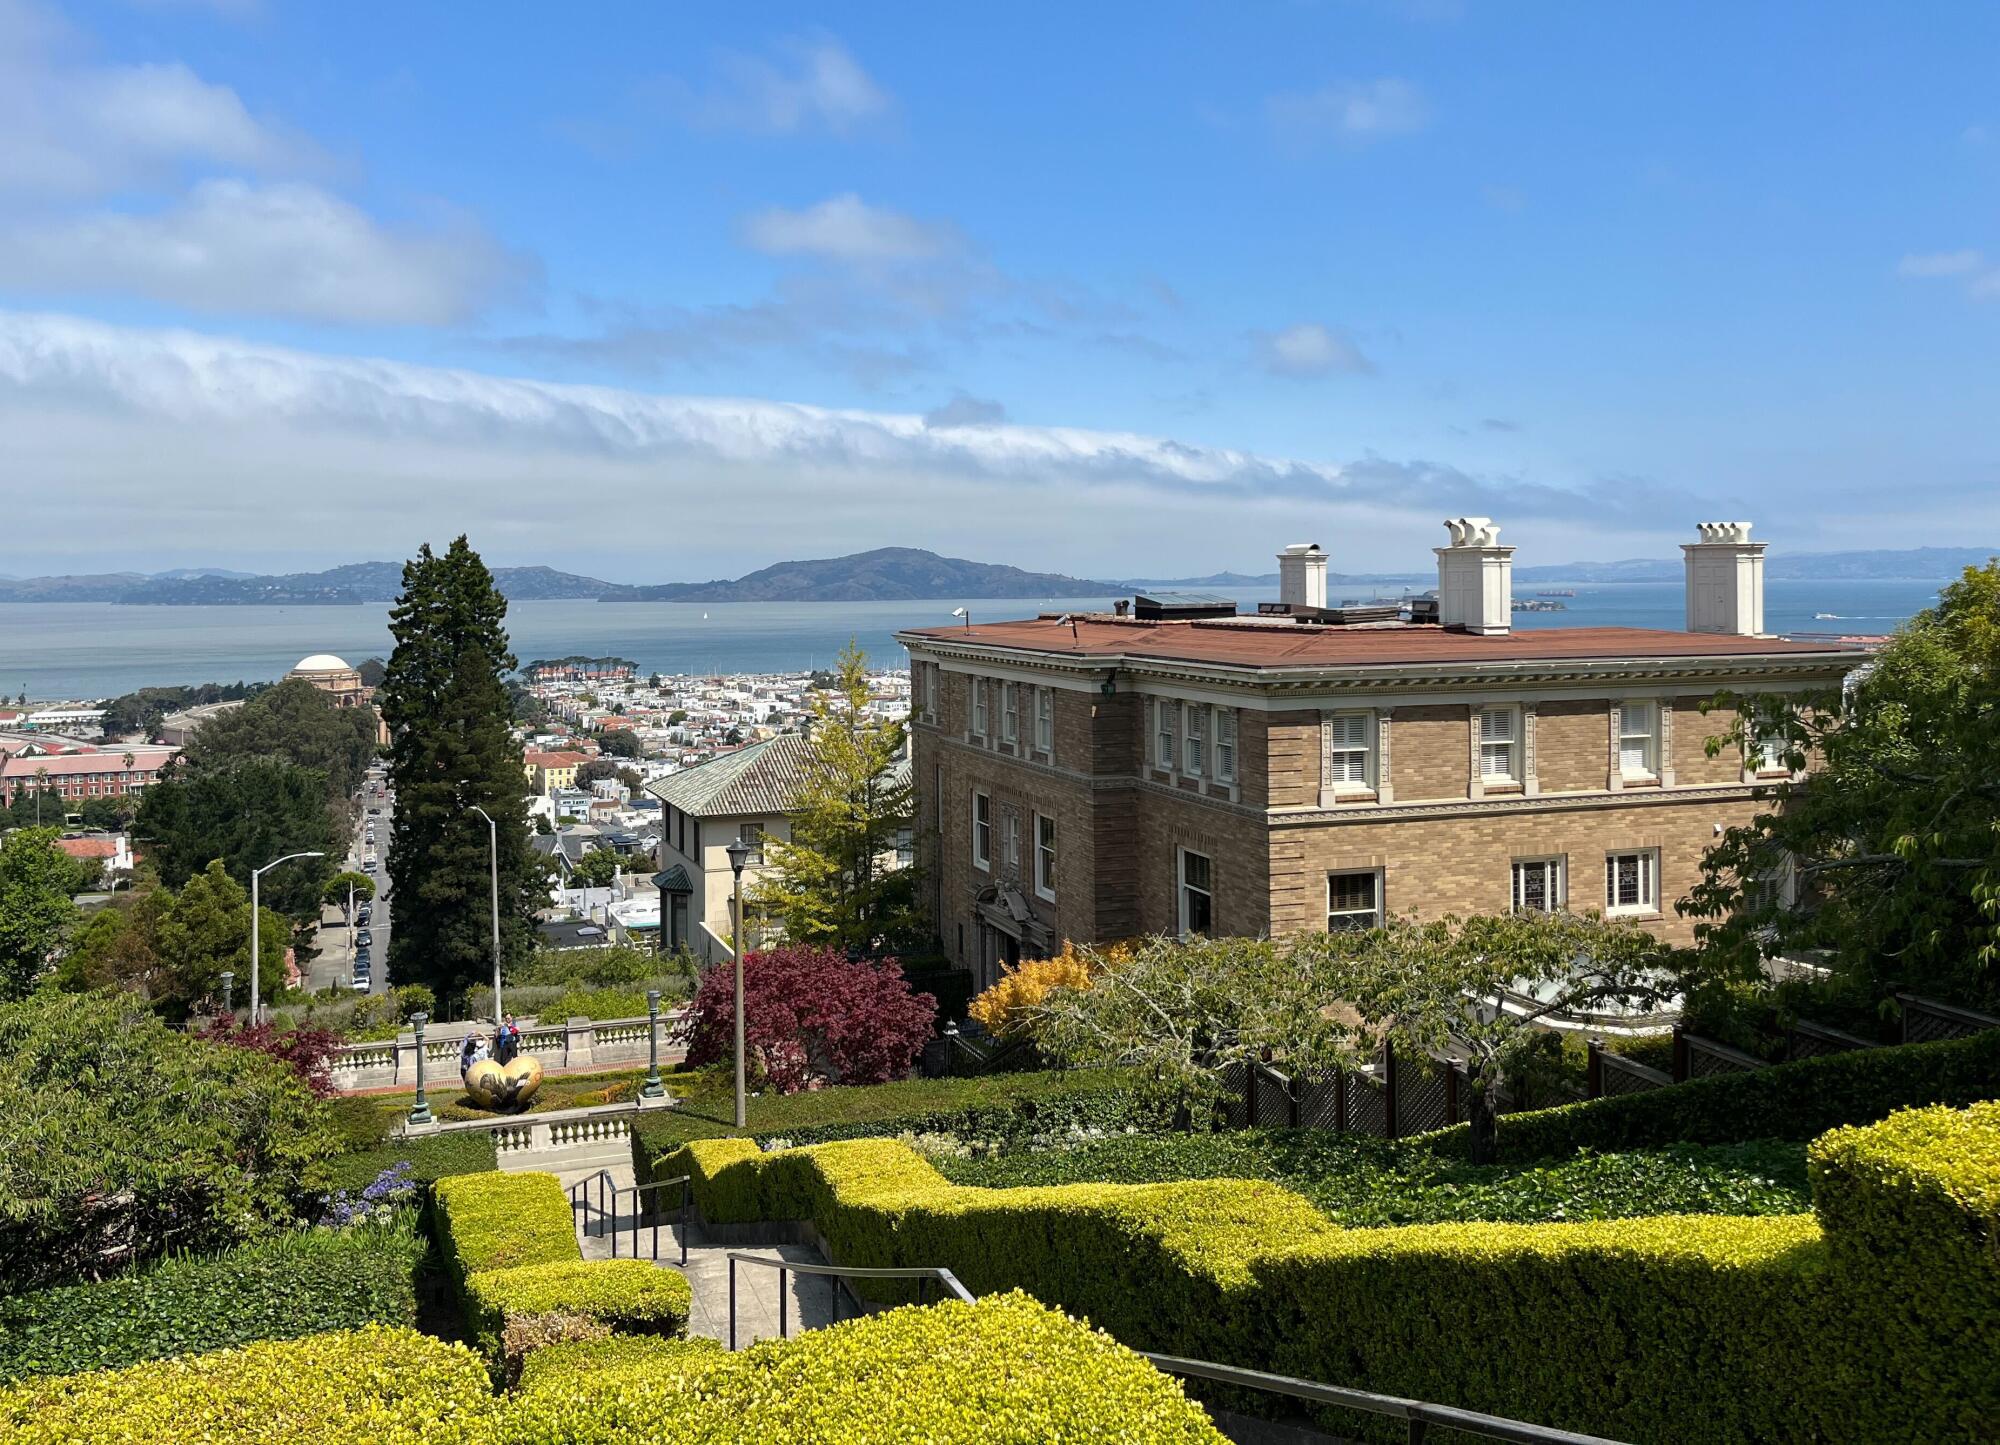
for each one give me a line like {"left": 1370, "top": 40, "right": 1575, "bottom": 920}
{"left": 900, "top": 615, "right": 1852, "bottom": 671}
{"left": 54, "top": 837, "right": 121, "bottom": 859}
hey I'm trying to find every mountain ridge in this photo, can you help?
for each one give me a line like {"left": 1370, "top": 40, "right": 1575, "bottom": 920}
{"left": 0, "top": 543, "right": 1990, "bottom": 604}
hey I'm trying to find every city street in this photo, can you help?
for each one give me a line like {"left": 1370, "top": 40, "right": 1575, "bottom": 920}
{"left": 310, "top": 770, "right": 394, "bottom": 997}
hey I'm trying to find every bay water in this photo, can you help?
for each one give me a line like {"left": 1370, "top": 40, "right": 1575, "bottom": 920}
{"left": 0, "top": 578, "right": 1946, "bottom": 701}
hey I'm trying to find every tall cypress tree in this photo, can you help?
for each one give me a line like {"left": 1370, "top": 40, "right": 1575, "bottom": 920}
{"left": 378, "top": 538, "right": 541, "bottom": 1009}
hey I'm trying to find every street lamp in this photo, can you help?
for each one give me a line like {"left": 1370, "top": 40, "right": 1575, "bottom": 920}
{"left": 468, "top": 805, "right": 504, "bottom": 1025}
{"left": 725, "top": 839, "right": 751, "bottom": 1130}
{"left": 250, "top": 850, "right": 324, "bottom": 1026}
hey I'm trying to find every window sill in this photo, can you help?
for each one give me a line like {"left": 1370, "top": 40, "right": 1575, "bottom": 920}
{"left": 972, "top": 859, "right": 990, "bottom": 873}
{"left": 1618, "top": 772, "right": 1660, "bottom": 788}
{"left": 1480, "top": 779, "right": 1524, "bottom": 794}
{"left": 1603, "top": 907, "right": 1662, "bottom": 921}
{"left": 1035, "top": 888, "right": 1057, "bottom": 905}
{"left": 1327, "top": 789, "right": 1379, "bottom": 804}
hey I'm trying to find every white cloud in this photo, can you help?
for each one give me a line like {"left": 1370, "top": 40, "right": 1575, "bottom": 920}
{"left": 0, "top": 180, "right": 532, "bottom": 325}
{"left": 1897, "top": 247, "right": 2000, "bottom": 302}
{"left": 923, "top": 391, "right": 1007, "bottom": 429}
{"left": 680, "top": 35, "right": 892, "bottom": 137}
{"left": 1266, "top": 78, "right": 1429, "bottom": 146}
{"left": 741, "top": 194, "right": 961, "bottom": 265}
{"left": 1897, "top": 249, "right": 1984, "bottom": 278}
{"left": 1253, "top": 322, "right": 1374, "bottom": 378}
{"left": 0, "top": 312, "right": 1680, "bottom": 573}
{"left": 0, "top": 4, "right": 313, "bottom": 196}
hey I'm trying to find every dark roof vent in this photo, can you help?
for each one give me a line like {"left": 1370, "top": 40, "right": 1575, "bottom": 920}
{"left": 1132, "top": 591, "right": 1237, "bottom": 621}
{"left": 1258, "top": 601, "right": 1402, "bottom": 626}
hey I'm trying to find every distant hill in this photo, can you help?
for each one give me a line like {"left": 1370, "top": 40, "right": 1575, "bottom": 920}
{"left": 109, "top": 563, "right": 625, "bottom": 605}
{"left": 612, "top": 547, "right": 1117, "bottom": 603}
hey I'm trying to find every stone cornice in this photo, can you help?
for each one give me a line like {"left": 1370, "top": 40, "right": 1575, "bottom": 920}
{"left": 897, "top": 631, "right": 1859, "bottom": 698}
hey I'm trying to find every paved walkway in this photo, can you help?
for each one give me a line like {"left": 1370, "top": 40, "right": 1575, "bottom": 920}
{"left": 556, "top": 1162, "right": 840, "bottom": 1347}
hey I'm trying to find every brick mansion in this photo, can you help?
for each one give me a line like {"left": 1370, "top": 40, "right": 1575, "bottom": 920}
{"left": 900, "top": 520, "right": 1862, "bottom": 989}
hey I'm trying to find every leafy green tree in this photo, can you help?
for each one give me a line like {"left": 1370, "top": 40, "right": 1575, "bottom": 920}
{"left": 136, "top": 756, "right": 337, "bottom": 919}
{"left": 3, "top": 787, "right": 65, "bottom": 830}
{"left": 378, "top": 538, "right": 540, "bottom": 1009}
{"left": 750, "top": 641, "right": 919, "bottom": 954}
{"left": 0, "top": 828, "right": 84, "bottom": 999}
{"left": 569, "top": 847, "right": 627, "bottom": 889}
{"left": 1298, "top": 911, "right": 1673, "bottom": 1163}
{"left": 1684, "top": 561, "right": 2000, "bottom": 1019}
{"left": 596, "top": 729, "right": 641, "bottom": 758}
{"left": 152, "top": 860, "right": 288, "bottom": 1016}
{"left": 322, "top": 871, "right": 376, "bottom": 908}
{"left": 77, "top": 796, "right": 132, "bottom": 831}
{"left": 1033, "top": 934, "right": 1352, "bottom": 1126}
{"left": 177, "top": 677, "right": 378, "bottom": 804}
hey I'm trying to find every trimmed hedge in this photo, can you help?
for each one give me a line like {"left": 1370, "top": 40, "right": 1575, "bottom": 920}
{"left": 1462, "top": 1026, "right": 2000, "bottom": 1161}
{"left": 326, "top": 1130, "right": 500, "bottom": 1195}
{"left": 431, "top": 1170, "right": 694, "bottom": 1382}
{"left": 1806, "top": 1103, "right": 2000, "bottom": 1441}
{"left": 630, "top": 1067, "right": 1151, "bottom": 1185}
{"left": 663, "top": 1104, "right": 2000, "bottom": 1443}
{"left": 465, "top": 1260, "right": 693, "bottom": 1380}
{"left": 433, "top": 1172, "right": 580, "bottom": 1288}
{"left": 0, "top": 1325, "right": 496, "bottom": 1445}
{"left": 0, "top": 1220, "right": 425, "bottom": 1384}
{"left": 503, "top": 1290, "right": 1225, "bottom": 1444}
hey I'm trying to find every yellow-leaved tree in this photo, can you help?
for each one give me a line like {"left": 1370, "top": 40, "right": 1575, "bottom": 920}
{"left": 968, "top": 938, "right": 1136, "bottom": 1037}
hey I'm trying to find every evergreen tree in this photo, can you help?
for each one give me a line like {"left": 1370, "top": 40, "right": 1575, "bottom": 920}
{"left": 135, "top": 756, "right": 338, "bottom": 918}
{"left": 151, "top": 860, "right": 288, "bottom": 1016}
{"left": 751, "top": 641, "right": 920, "bottom": 954}
{"left": 378, "top": 538, "right": 541, "bottom": 1009}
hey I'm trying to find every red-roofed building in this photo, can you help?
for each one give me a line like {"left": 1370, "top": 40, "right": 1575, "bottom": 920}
{"left": 899, "top": 522, "right": 1868, "bottom": 988}
{"left": 53, "top": 834, "right": 134, "bottom": 875}
{"left": 523, "top": 750, "right": 593, "bottom": 795}
{"left": 0, "top": 746, "right": 177, "bottom": 805}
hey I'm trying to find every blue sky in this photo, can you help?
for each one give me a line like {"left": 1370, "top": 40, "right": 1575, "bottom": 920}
{"left": 2, "top": 0, "right": 1996, "bottom": 580}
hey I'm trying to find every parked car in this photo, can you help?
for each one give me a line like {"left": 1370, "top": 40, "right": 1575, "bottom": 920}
{"left": 368, "top": 806, "right": 382, "bottom": 815}
{"left": 356, "top": 929, "right": 373, "bottom": 948}
{"left": 356, "top": 910, "right": 371, "bottom": 927}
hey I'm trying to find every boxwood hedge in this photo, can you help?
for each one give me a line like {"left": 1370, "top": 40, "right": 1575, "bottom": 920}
{"left": 432, "top": 1171, "right": 580, "bottom": 1289}
{"left": 0, "top": 1326, "right": 496, "bottom": 1445}
{"left": 0, "top": 1220, "right": 426, "bottom": 1384}
{"left": 465, "top": 1259, "right": 693, "bottom": 1380}
{"left": 503, "top": 1291, "right": 1225, "bottom": 1444}
{"left": 1462, "top": 1026, "right": 2000, "bottom": 1161}
{"left": 663, "top": 1102, "right": 2000, "bottom": 1444}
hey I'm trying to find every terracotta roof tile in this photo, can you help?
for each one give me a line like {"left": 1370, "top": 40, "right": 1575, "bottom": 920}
{"left": 899, "top": 615, "right": 1854, "bottom": 671}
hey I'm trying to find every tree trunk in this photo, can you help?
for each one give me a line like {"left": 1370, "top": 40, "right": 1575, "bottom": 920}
{"left": 1467, "top": 1070, "right": 1500, "bottom": 1165}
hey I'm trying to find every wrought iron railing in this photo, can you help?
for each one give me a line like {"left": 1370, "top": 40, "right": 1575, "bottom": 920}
{"left": 723, "top": 1254, "right": 972, "bottom": 1350}
{"left": 567, "top": 1169, "right": 691, "bottom": 1267}
{"left": 1141, "top": 1353, "right": 1630, "bottom": 1445}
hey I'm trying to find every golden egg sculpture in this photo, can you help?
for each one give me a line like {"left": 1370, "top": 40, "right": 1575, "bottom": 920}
{"left": 462, "top": 1055, "right": 544, "bottom": 1110}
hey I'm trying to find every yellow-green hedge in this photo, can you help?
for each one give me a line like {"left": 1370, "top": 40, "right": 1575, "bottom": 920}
{"left": 502, "top": 1290, "right": 1225, "bottom": 1444}
{"left": 433, "top": 1171, "right": 580, "bottom": 1287}
{"left": 662, "top": 1105, "right": 2000, "bottom": 1443}
{"left": 0, "top": 1325, "right": 496, "bottom": 1445}
{"left": 1806, "top": 1102, "right": 2000, "bottom": 1441}
{"left": 465, "top": 1260, "right": 693, "bottom": 1368}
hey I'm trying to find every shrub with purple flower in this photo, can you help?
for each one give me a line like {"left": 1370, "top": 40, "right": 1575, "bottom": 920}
{"left": 321, "top": 1161, "right": 419, "bottom": 1227}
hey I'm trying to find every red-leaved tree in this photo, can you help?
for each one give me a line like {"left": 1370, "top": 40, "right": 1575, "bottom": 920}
{"left": 199, "top": 1015, "right": 342, "bottom": 1099}
{"left": 676, "top": 945, "right": 936, "bottom": 1093}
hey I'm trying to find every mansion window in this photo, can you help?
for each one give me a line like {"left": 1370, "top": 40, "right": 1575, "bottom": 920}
{"left": 737, "top": 823, "right": 765, "bottom": 866}
{"left": 1035, "top": 687, "right": 1054, "bottom": 754}
{"left": 1324, "top": 711, "right": 1374, "bottom": 793}
{"left": 1752, "top": 709, "right": 1792, "bottom": 775}
{"left": 972, "top": 791, "right": 992, "bottom": 870}
{"left": 1326, "top": 871, "right": 1382, "bottom": 932}
{"left": 1604, "top": 849, "right": 1659, "bottom": 915}
{"left": 1617, "top": 701, "right": 1659, "bottom": 778}
{"left": 1034, "top": 813, "right": 1057, "bottom": 900}
{"left": 1155, "top": 700, "right": 1177, "bottom": 772}
{"left": 971, "top": 680, "right": 989, "bottom": 740}
{"left": 1479, "top": 706, "right": 1521, "bottom": 784}
{"left": 1178, "top": 849, "right": 1213, "bottom": 936}
{"left": 1002, "top": 810, "right": 1020, "bottom": 874}
{"left": 1215, "top": 708, "right": 1237, "bottom": 783}
{"left": 1184, "top": 705, "right": 1206, "bottom": 778}
{"left": 1001, "top": 683, "right": 1019, "bottom": 746}
{"left": 1511, "top": 857, "right": 1564, "bottom": 914}
{"left": 924, "top": 664, "right": 938, "bottom": 721}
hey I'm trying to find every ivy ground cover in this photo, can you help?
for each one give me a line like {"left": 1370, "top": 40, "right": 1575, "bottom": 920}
{"left": 934, "top": 1128, "right": 1811, "bottom": 1226}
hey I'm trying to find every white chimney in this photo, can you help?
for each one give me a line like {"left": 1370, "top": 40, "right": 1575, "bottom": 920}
{"left": 1681, "top": 522, "right": 1766, "bottom": 636}
{"left": 1435, "top": 517, "right": 1513, "bottom": 635}
{"left": 1277, "top": 543, "right": 1328, "bottom": 611}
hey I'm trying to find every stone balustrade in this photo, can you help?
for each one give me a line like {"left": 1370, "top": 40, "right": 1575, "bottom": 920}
{"left": 326, "top": 1009, "right": 688, "bottom": 1093}
{"left": 403, "top": 1101, "right": 648, "bottom": 1171}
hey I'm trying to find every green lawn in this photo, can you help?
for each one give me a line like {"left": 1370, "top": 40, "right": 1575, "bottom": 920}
{"left": 932, "top": 1128, "right": 1813, "bottom": 1227}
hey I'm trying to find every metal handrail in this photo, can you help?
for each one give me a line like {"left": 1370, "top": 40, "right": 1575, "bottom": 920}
{"left": 567, "top": 1171, "right": 692, "bottom": 1268}
{"left": 724, "top": 1253, "right": 973, "bottom": 1349}
{"left": 1142, "top": 1354, "right": 1629, "bottom": 1445}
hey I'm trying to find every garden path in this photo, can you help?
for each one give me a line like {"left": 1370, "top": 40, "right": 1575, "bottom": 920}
{"left": 556, "top": 1162, "right": 840, "bottom": 1347}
